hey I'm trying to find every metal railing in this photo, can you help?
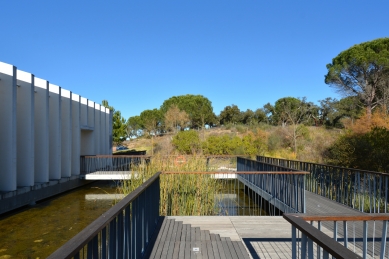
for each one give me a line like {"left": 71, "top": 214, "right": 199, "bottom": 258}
{"left": 47, "top": 172, "right": 161, "bottom": 259}
{"left": 257, "top": 155, "right": 389, "bottom": 213}
{"left": 80, "top": 155, "right": 151, "bottom": 175}
{"left": 237, "top": 157, "right": 309, "bottom": 214}
{"left": 284, "top": 213, "right": 389, "bottom": 259}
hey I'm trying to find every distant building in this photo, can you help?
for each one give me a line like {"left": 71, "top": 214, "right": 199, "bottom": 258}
{"left": 0, "top": 61, "right": 112, "bottom": 192}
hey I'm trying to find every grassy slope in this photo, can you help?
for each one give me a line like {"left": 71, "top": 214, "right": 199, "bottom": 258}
{"left": 121, "top": 125, "right": 342, "bottom": 163}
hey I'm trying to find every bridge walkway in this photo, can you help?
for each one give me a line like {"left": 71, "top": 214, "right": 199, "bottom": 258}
{"left": 146, "top": 191, "right": 386, "bottom": 259}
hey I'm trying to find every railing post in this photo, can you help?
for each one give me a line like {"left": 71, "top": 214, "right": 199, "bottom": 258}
{"left": 303, "top": 174, "right": 306, "bottom": 213}
{"left": 292, "top": 225, "right": 297, "bottom": 259}
{"left": 301, "top": 233, "right": 307, "bottom": 259}
{"left": 317, "top": 221, "right": 321, "bottom": 259}
{"left": 363, "top": 220, "right": 368, "bottom": 259}
{"left": 380, "top": 220, "right": 388, "bottom": 259}
{"left": 343, "top": 221, "right": 348, "bottom": 248}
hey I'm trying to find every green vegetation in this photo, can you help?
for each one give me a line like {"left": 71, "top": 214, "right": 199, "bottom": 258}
{"left": 118, "top": 155, "right": 224, "bottom": 216}
{"left": 112, "top": 38, "right": 389, "bottom": 171}
{"left": 325, "top": 37, "right": 389, "bottom": 117}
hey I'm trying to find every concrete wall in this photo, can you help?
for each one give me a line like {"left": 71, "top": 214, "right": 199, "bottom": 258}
{"left": 0, "top": 61, "right": 112, "bottom": 192}
{"left": 0, "top": 63, "right": 17, "bottom": 192}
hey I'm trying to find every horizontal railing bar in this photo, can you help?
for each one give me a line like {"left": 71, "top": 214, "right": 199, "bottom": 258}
{"left": 258, "top": 156, "right": 389, "bottom": 176}
{"left": 82, "top": 155, "right": 152, "bottom": 158}
{"left": 47, "top": 172, "right": 161, "bottom": 259}
{"left": 288, "top": 213, "right": 389, "bottom": 221}
{"left": 283, "top": 214, "right": 363, "bottom": 259}
{"left": 161, "top": 171, "right": 309, "bottom": 175}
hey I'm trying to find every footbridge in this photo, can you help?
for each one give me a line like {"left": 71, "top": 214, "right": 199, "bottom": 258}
{"left": 48, "top": 156, "right": 389, "bottom": 259}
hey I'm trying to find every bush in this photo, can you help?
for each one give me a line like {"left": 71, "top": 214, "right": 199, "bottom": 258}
{"left": 324, "top": 127, "right": 389, "bottom": 172}
{"left": 172, "top": 130, "right": 201, "bottom": 154}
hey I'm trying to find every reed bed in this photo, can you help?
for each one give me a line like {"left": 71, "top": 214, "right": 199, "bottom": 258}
{"left": 117, "top": 155, "right": 227, "bottom": 216}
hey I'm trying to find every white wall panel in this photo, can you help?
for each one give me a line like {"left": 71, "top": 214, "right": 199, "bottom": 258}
{"left": 49, "top": 84, "right": 61, "bottom": 180}
{"left": 71, "top": 93, "right": 80, "bottom": 175}
{"left": 61, "top": 89, "right": 72, "bottom": 177}
{"left": 34, "top": 77, "right": 49, "bottom": 182}
{"left": 16, "top": 70, "right": 34, "bottom": 186}
{"left": 0, "top": 63, "right": 17, "bottom": 191}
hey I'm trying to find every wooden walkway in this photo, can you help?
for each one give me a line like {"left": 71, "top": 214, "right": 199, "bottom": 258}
{"left": 146, "top": 217, "right": 251, "bottom": 259}
{"left": 145, "top": 189, "right": 384, "bottom": 259}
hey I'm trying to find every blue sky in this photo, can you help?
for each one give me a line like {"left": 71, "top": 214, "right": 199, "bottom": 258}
{"left": 1, "top": 1, "right": 388, "bottom": 120}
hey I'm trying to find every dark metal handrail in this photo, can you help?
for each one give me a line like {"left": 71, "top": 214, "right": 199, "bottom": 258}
{"left": 257, "top": 155, "right": 389, "bottom": 177}
{"left": 284, "top": 213, "right": 389, "bottom": 259}
{"left": 47, "top": 172, "right": 161, "bottom": 259}
{"left": 237, "top": 157, "right": 308, "bottom": 213}
{"left": 284, "top": 214, "right": 364, "bottom": 259}
{"left": 258, "top": 155, "right": 389, "bottom": 213}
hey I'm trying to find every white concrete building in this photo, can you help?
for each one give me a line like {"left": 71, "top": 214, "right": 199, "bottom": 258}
{"left": 0, "top": 61, "right": 112, "bottom": 193}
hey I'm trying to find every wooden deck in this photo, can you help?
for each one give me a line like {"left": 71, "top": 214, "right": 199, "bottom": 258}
{"left": 145, "top": 190, "right": 381, "bottom": 259}
{"left": 146, "top": 217, "right": 251, "bottom": 259}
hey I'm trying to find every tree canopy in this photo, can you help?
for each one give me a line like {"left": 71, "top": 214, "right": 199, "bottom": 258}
{"left": 160, "top": 94, "right": 216, "bottom": 129}
{"left": 325, "top": 38, "right": 389, "bottom": 116}
{"left": 102, "top": 100, "right": 127, "bottom": 146}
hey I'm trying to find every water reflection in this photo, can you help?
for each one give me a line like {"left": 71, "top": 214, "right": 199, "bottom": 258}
{"left": 0, "top": 181, "right": 118, "bottom": 258}
{"left": 216, "top": 179, "right": 268, "bottom": 216}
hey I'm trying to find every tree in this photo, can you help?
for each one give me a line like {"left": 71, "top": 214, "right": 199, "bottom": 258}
{"left": 139, "top": 109, "right": 163, "bottom": 155}
{"left": 273, "top": 97, "right": 317, "bottom": 155}
{"left": 164, "top": 105, "right": 190, "bottom": 133}
{"left": 325, "top": 38, "right": 389, "bottom": 118}
{"left": 126, "top": 116, "right": 142, "bottom": 140}
{"left": 160, "top": 95, "right": 216, "bottom": 129}
{"left": 102, "top": 100, "right": 126, "bottom": 146}
{"left": 219, "top": 105, "right": 241, "bottom": 125}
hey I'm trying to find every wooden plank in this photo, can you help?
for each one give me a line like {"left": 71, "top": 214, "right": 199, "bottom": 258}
{"left": 226, "top": 239, "right": 239, "bottom": 259}
{"left": 195, "top": 227, "right": 201, "bottom": 241}
{"left": 148, "top": 217, "right": 168, "bottom": 259}
{"left": 185, "top": 241, "right": 191, "bottom": 258}
{"left": 216, "top": 241, "right": 227, "bottom": 259}
{"left": 231, "top": 241, "right": 248, "bottom": 259}
{"left": 184, "top": 224, "right": 190, "bottom": 241}
{"left": 190, "top": 226, "right": 196, "bottom": 241}
{"left": 200, "top": 240, "right": 208, "bottom": 259}
{"left": 211, "top": 241, "right": 219, "bottom": 259}
{"left": 206, "top": 241, "right": 215, "bottom": 259}
{"left": 179, "top": 240, "right": 186, "bottom": 258}
{"left": 204, "top": 230, "right": 211, "bottom": 241}
{"left": 221, "top": 241, "right": 233, "bottom": 259}
{"left": 172, "top": 241, "right": 180, "bottom": 259}
{"left": 175, "top": 221, "right": 183, "bottom": 241}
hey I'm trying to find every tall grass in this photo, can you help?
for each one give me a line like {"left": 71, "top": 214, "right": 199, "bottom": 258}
{"left": 117, "top": 155, "right": 225, "bottom": 216}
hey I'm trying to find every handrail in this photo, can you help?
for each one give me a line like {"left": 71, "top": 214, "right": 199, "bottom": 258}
{"left": 47, "top": 172, "right": 161, "bottom": 259}
{"left": 290, "top": 213, "right": 389, "bottom": 221}
{"left": 257, "top": 155, "right": 389, "bottom": 176}
{"left": 237, "top": 157, "right": 307, "bottom": 213}
{"left": 283, "top": 214, "right": 364, "bottom": 259}
{"left": 135, "top": 171, "right": 307, "bottom": 176}
{"left": 258, "top": 155, "right": 389, "bottom": 213}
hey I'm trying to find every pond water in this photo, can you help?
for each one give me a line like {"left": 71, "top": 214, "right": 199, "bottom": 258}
{"left": 0, "top": 181, "right": 120, "bottom": 258}
{"left": 216, "top": 179, "right": 269, "bottom": 216}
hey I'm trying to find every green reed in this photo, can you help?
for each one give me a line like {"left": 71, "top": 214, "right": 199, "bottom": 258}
{"left": 118, "top": 155, "right": 225, "bottom": 216}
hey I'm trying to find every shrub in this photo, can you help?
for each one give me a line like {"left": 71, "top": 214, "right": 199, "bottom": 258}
{"left": 324, "top": 127, "right": 389, "bottom": 172}
{"left": 172, "top": 130, "right": 201, "bottom": 154}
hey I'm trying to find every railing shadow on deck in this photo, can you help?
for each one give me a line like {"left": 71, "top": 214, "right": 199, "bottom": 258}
{"left": 258, "top": 155, "right": 389, "bottom": 213}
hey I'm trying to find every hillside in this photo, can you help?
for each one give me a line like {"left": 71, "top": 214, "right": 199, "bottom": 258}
{"left": 120, "top": 124, "right": 341, "bottom": 163}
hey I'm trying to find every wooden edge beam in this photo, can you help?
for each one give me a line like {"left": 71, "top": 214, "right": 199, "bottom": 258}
{"left": 285, "top": 213, "right": 389, "bottom": 221}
